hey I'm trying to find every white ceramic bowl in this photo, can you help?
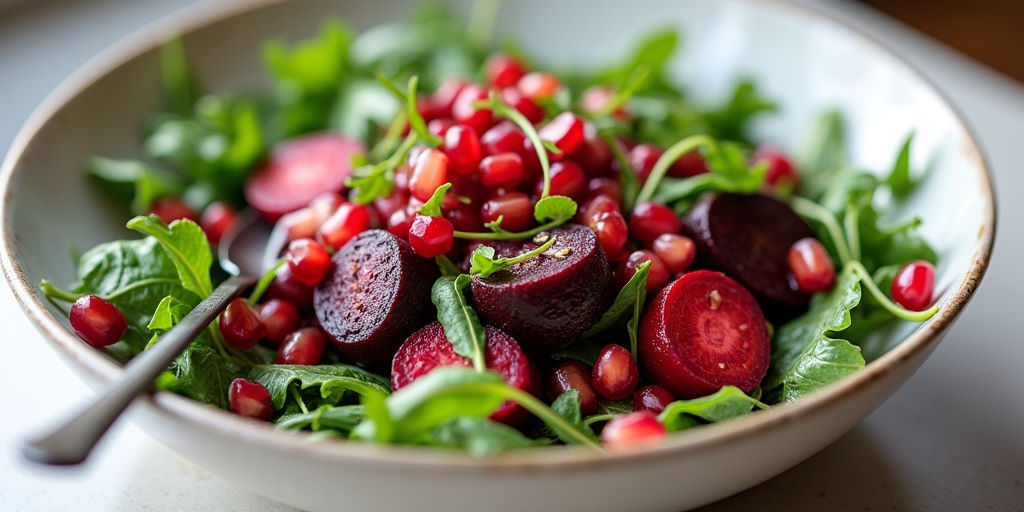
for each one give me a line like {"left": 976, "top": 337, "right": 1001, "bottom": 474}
{"left": 0, "top": 0, "right": 995, "bottom": 510}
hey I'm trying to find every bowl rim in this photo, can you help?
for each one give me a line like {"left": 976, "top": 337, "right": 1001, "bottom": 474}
{"left": 0, "top": 0, "right": 996, "bottom": 471}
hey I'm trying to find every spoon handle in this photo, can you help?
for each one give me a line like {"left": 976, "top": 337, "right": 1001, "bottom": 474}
{"left": 22, "top": 274, "right": 257, "bottom": 465}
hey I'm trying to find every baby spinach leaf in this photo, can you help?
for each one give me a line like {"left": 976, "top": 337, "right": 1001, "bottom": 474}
{"left": 533, "top": 195, "right": 577, "bottom": 223}
{"left": 763, "top": 266, "right": 866, "bottom": 402}
{"left": 658, "top": 386, "right": 766, "bottom": 432}
{"left": 431, "top": 417, "right": 544, "bottom": 455}
{"left": 417, "top": 182, "right": 452, "bottom": 217}
{"left": 249, "top": 364, "right": 391, "bottom": 409}
{"left": 799, "top": 109, "right": 848, "bottom": 201}
{"left": 430, "top": 275, "right": 487, "bottom": 371}
{"left": 126, "top": 216, "right": 212, "bottom": 297}
{"left": 86, "top": 157, "right": 184, "bottom": 213}
{"left": 469, "top": 235, "right": 556, "bottom": 278}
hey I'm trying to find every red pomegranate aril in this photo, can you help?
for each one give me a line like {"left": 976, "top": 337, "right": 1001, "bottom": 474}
{"left": 892, "top": 260, "right": 936, "bottom": 311}
{"left": 409, "top": 148, "right": 450, "bottom": 202}
{"left": 444, "top": 201, "right": 483, "bottom": 232}
{"left": 373, "top": 187, "right": 410, "bottom": 222}
{"left": 285, "top": 238, "right": 332, "bottom": 286}
{"left": 266, "top": 265, "right": 314, "bottom": 311}
{"left": 787, "top": 237, "right": 835, "bottom": 293}
{"left": 277, "top": 207, "right": 320, "bottom": 242}
{"left": 416, "top": 94, "right": 446, "bottom": 122}
{"left": 590, "top": 211, "right": 630, "bottom": 259}
{"left": 257, "top": 299, "right": 300, "bottom": 344}
{"left": 668, "top": 149, "right": 708, "bottom": 178}
{"left": 146, "top": 197, "right": 198, "bottom": 224}
{"left": 276, "top": 327, "right": 327, "bottom": 365}
{"left": 620, "top": 250, "right": 670, "bottom": 293}
{"left": 652, "top": 233, "right": 697, "bottom": 275}
{"left": 442, "top": 125, "right": 483, "bottom": 175}
{"left": 573, "top": 134, "right": 614, "bottom": 176}
{"left": 219, "top": 298, "right": 265, "bottom": 350}
{"left": 536, "top": 161, "right": 587, "bottom": 201}
{"left": 587, "top": 178, "right": 623, "bottom": 205}
{"left": 309, "top": 192, "right": 344, "bottom": 222}
{"left": 592, "top": 344, "right": 639, "bottom": 400}
{"left": 481, "top": 121, "right": 527, "bottom": 156}
{"left": 480, "top": 191, "right": 534, "bottom": 232}
{"left": 517, "top": 71, "right": 560, "bottom": 100}
{"left": 633, "top": 385, "right": 675, "bottom": 414}
{"left": 69, "top": 295, "right": 127, "bottom": 348}
{"left": 576, "top": 194, "right": 621, "bottom": 224}
{"left": 199, "top": 202, "right": 236, "bottom": 245}
{"left": 479, "top": 153, "right": 524, "bottom": 189}
{"left": 408, "top": 214, "right": 455, "bottom": 258}
{"left": 316, "top": 203, "right": 369, "bottom": 251}
{"left": 486, "top": 54, "right": 527, "bottom": 88}
{"left": 546, "top": 360, "right": 599, "bottom": 415}
{"left": 434, "top": 77, "right": 469, "bottom": 113}
{"left": 500, "top": 87, "right": 545, "bottom": 124}
{"left": 387, "top": 207, "right": 415, "bottom": 239}
{"left": 451, "top": 84, "right": 493, "bottom": 133}
{"left": 602, "top": 411, "right": 666, "bottom": 450}
{"left": 228, "top": 378, "right": 273, "bottom": 421}
{"left": 625, "top": 144, "right": 663, "bottom": 182}
{"left": 581, "top": 86, "right": 629, "bottom": 120}
{"left": 630, "top": 202, "right": 681, "bottom": 245}
{"left": 753, "top": 146, "right": 798, "bottom": 188}
{"left": 427, "top": 118, "right": 456, "bottom": 138}
{"left": 538, "top": 112, "right": 585, "bottom": 157}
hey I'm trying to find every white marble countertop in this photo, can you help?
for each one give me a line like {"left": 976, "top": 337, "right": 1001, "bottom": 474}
{"left": 1, "top": 1, "right": 1021, "bottom": 510}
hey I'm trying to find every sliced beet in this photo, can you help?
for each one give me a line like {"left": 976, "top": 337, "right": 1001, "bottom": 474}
{"left": 244, "top": 134, "right": 363, "bottom": 221}
{"left": 314, "top": 230, "right": 438, "bottom": 370}
{"left": 391, "top": 322, "right": 542, "bottom": 428}
{"left": 683, "top": 193, "right": 813, "bottom": 319}
{"left": 470, "top": 224, "right": 612, "bottom": 353}
{"left": 638, "top": 270, "right": 770, "bottom": 398}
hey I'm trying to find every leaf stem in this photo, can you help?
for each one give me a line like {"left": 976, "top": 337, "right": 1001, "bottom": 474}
{"left": 482, "top": 95, "right": 552, "bottom": 198}
{"left": 39, "top": 280, "right": 80, "bottom": 303}
{"left": 600, "top": 131, "right": 639, "bottom": 213}
{"left": 453, "top": 218, "right": 563, "bottom": 241}
{"left": 492, "top": 384, "right": 601, "bottom": 449}
{"left": 249, "top": 259, "right": 285, "bottom": 304}
{"left": 848, "top": 261, "right": 938, "bottom": 322}
{"left": 843, "top": 200, "right": 861, "bottom": 262}
{"left": 289, "top": 384, "right": 309, "bottom": 415}
{"left": 635, "top": 134, "right": 714, "bottom": 205}
{"left": 790, "top": 196, "right": 852, "bottom": 265}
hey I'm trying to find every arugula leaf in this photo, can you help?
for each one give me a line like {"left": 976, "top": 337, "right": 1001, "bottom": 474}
{"left": 159, "top": 38, "right": 196, "bottom": 117}
{"left": 799, "top": 109, "right": 848, "bottom": 200}
{"left": 763, "top": 266, "right": 866, "bottom": 402}
{"left": 886, "top": 133, "right": 916, "bottom": 197}
{"left": 581, "top": 261, "right": 650, "bottom": 340}
{"left": 548, "top": 390, "right": 598, "bottom": 443}
{"left": 86, "top": 157, "right": 183, "bottom": 213}
{"left": 169, "top": 337, "right": 244, "bottom": 409}
{"left": 658, "top": 386, "right": 766, "bottom": 432}
{"left": 469, "top": 235, "right": 556, "bottom": 278}
{"left": 346, "top": 131, "right": 418, "bottom": 205}
{"left": 701, "top": 79, "right": 777, "bottom": 143}
{"left": 277, "top": 404, "right": 366, "bottom": 432}
{"left": 329, "top": 79, "right": 401, "bottom": 145}
{"left": 417, "top": 182, "right": 452, "bottom": 217}
{"left": 249, "top": 364, "right": 391, "bottom": 409}
{"left": 146, "top": 294, "right": 196, "bottom": 334}
{"left": 431, "top": 417, "right": 543, "bottom": 455}
{"left": 430, "top": 275, "right": 487, "bottom": 371}
{"left": 533, "top": 195, "right": 577, "bottom": 223}
{"left": 638, "top": 135, "right": 765, "bottom": 206}
{"left": 593, "top": 28, "right": 679, "bottom": 93}
{"left": 126, "top": 216, "right": 212, "bottom": 297}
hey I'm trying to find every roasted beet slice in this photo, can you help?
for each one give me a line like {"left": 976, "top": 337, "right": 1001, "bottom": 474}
{"left": 392, "top": 322, "right": 542, "bottom": 427}
{"left": 638, "top": 270, "right": 770, "bottom": 398}
{"left": 683, "top": 193, "right": 813, "bottom": 319}
{"left": 244, "top": 134, "right": 363, "bottom": 221}
{"left": 470, "top": 224, "right": 612, "bottom": 353}
{"left": 314, "top": 230, "right": 438, "bottom": 370}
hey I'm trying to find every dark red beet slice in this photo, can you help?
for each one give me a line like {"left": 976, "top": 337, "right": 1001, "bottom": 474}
{"left": 314, "top": 230, "right": 438, "bottom": 370}
{"left": 470, "top": 224, "right": 612, "bottom": 353}
{"left": 391, "top": 322, "right": 542, "bottom": 428}
{"left": 244, "top": 134, "right": 363, "bottom": 221}
{"left": 683, "top": 193, "right": 813, "bottom": 319}
{"left": 638, "top": 270, "right": 770, "bottom": 398}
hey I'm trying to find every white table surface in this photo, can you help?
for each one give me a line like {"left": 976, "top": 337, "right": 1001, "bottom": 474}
{"left": 1, "top": 1, "right": 1022, "bottom": 510}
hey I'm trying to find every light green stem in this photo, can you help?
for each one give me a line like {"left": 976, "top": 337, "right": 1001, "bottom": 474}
{"left": 635, "top": 134, "right": 714, "bottom": 205}
{"left": 39, "top": 280, "right": 80, "bottom": 303}
{"left": 790, "top": 196, "right": 852, "bottom": 265}
{"left": 844, "top": 200, "right": 861, "bottom": 262}
{"left": 848, "top": 261, "right": 938, "bottom": 322}
{"left": 492, "top": 384, "right": 601, "bottom": 449}
{"left": 453, "top": 218, "right": 564, "bottom": 241}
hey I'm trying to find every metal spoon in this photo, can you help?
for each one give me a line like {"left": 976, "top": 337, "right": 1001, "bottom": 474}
{"left": 22, "top": 210, "right": 275, "bottom": 465}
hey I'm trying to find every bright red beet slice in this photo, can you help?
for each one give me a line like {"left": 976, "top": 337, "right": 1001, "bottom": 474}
{"left": 638, "top": 270, "right": 770, "bottom": 398}
{"left": 470, "top": 224, "right": 612, "bottom": 353}
{"left": 391, "top": 322, "right": 542, "bottom": 427}
{"left": 683, "top": 193, "right": 813, "bottom": 319}
{"left": 244, "top": 134, "right": 363, "bottom": 221}
{"left": 314, "top": 230, "right": 438, "bottom": 370}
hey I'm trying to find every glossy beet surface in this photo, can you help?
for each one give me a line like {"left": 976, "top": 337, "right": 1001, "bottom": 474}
{"left": 391, "top": 322, "right": 541, "bottom": 427}
{"left": 470, "top": 224, "right": 612, "bottom": 352}
{"left": 314, "top": 230, "right": 439, "bottom": 370}
{"left": 638, "top": 270, "right": 770, "bottom": 398}
{"left": 683, "top": 193, "right": 814, "bottom": 319}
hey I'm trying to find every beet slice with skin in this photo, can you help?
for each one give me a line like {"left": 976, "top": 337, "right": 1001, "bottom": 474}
{"left": 470, "top": 224, "right": 612, "bottom": 353}
{"left": 638, "top": 270, "right": 770, "bottom": 398}
{"left": 683, "top": 193, "right": 813, "bottom": 319}
{"left": 391, "top": 322, "right": 542, "bottom": 428}
{"left": 314, "top": 230, "right": 438, "bottom": 370}
{"left": 245, "top": 134, "right": 363, "bottom": 222}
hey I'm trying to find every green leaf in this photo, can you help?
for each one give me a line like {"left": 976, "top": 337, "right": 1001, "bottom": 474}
{"left": 800, "top": 109, "right": 848, "bottom": 200}
{"left": 701, "top": 79, "right": 777, "bottom": 143}
{"left": 159, "top": 38, "right": 196, "bottom": 117}
{"left": 417, "top": 182, "right": 452, "bottom": 217}
{"left": 431, "top": 417, "right": 543, "bottom": 455}
{"left": 146, "top": 295, "right": 195, "bottom": 333}
{"left": 430, "top": 275, "right": 487, "bottom": 371}
{"left": 548, "top": 390, "right": 598, "bottom": 443}
{"left": 657, "top": 386, "right": 765, "bottom": 432}
{"left": 264, "top": 20, "right": 350, "bottom": 97}
{"left": 329, "top": 79, "right": 401, "bottom": 145}
{"left": 127, "top": 215, "right": 212, "bottom": 297}
{"left": 168, "top": 335, "right": 244, "bottom": 409}
{"left": 249, "top": 364, "right": 392, "bottom": 409}
{"left": 594, "top": 28, "right": 679, "bottom": 91}
{"left": 886, "top": 133, "right": 916, "bottom": 197}
{"left": 277, "top": 404, "right": 366, "bottom": 433}
{"left": 581, "top": 260, "right": 650, "bottom": 340}
{"left": 469, "top": 235, "right": 556, "bottom": 278}
{"left": 533, "top": 195, "right": 577, "bottom": 223}
{"left": 86, "top": 157, "right": 183, "bottom": 213}
{"left": 763, "top": 266, "right": 866, "bottom": 402}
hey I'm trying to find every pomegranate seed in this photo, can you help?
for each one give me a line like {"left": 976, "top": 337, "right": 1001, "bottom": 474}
{"left": 276, "top": 327, "right": 327, "bottom": 365}
{"left": 442, "top": 125, "right": 483, "bottom": 175}
{"left": 586, "top": 178, "right": 623, "bottom": 205}
{"left": 427, "top": 118, "right": 456, "bottom": 138}
{"left": 500, "top": 87, "right": 545, "bottom": 124}
{"left": 276, "top": 207, "right": 320, "bottom": 242}
{"left": 573, "top": 129, "right": 614, "bottom": 177}
{"left": 630, "top": 202, "right": 681, "bottom": 245}
{"left": 753, "top": 146, "right": 798, "bottom": 188}
{"left": 408, "top": 214, "right": 455, "bottom": 257}
{"left": 619, "top": 250, "right": 670, "bottom": 293}
{"left": 538, "top": 112, "right": 585, "bottom": 157}
{"left": 266, "top": 266, "right": 313, "bottom": 310}
{"left": 576, "top": 195, "right": 621, "bottom": 224}
{"left": 602, "top": 411, "right": 666, "bottom": 450}
{"left": 444, "top": 201, "right": 484, "bottom": 232}
{"left": 589, "top": 211, "right": 630, "bottom": 259}
{"left": 546, "top": 360, "right": 598, "bottom": 415}
{"left": 581, "top": 86, "right": 629, "bottom": 120}
{"left": 219, "top": 298, "right": 265, "bottom": 350}
{"left": 652, "top": 233, "right": 696, "bottom": 275}
{"left": 536, "top": 161, "right": 587, "bottom": 201}
{"left": 481, "top": 121, "right": 527, "bottom": 156}
{"left": 309, "top": 192, "right": 344, "bottom": 222}
{"left": 622, "top": 144, "right": 662, "bottom": 182}
{"left": 146, "top": 197, "right": 198, "bottom": 224}
{"left": 257, "top": 299, "right": 300, "bottom": 344}
{"left": 485, "top": 54, "right": 527, "bottom": 88}
{"left": 892, "top": 260, "right": 936, "bottom": 311}
{"left": 451, "top": 84, "right": 493, "bottom": 133}
{"left": 450, "top": 172, "right": 483, "bottom": 206}
{"left": 199, "top": 202, "right": 236, "bottom": 245}
{"left": 517, "top": 71, "right": 560, "bottom": 100}
{"left": 316, "top": 203, "right": 369, "bottom": 251}
{"left": 479, "top": 153, "right": 525, "bottom": 188}
{"left": 668, "top": 149, "right": 708, "bottom": 178}
{"left": 228, "top": 378, "right": 273, "bottom": 420}
{"left": 373, "top": 187, "right": 410, "bottom": 221}
{"left": 285, "top": 238, "right": 332, "bottom": 286}
{"left": 787, "top": 238, "right": 836, "bottom": 293}
{"left": 434, "top": 78, "right": 469, "bottom": 113}
{"left": 633, "top": 385, "right": 675, "bottom": 414}
{"left": 416, "top": 94, "right": 446, "bottom": 122}
{"left": 591, "top": 344, "right": 639, "bottom": 400}
{"left": 409, "top": 148, "right": 450, "bottom": 202}
{"left": 480, "top": 191, "right": 534, "bottom": 232}
{"left": 387, "top": 207, "right": 415, "bottom": 239}
{"left": 69, "top": 295, "right": 127, "bottom": 348}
